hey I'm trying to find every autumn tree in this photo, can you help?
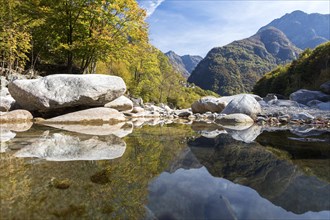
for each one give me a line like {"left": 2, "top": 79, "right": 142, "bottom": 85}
{"left": 0, "top": 0, "right": 32, "bottom": 73}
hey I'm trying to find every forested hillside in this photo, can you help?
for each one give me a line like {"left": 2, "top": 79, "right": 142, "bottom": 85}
{"left": 253, "top": 42, "right": 330, "bottom": 97}
{"left": 0, "top": 0, "right": 215, "bottom": 108}
{"left": 188, "top": 27, "right": 301, "bottom": 95}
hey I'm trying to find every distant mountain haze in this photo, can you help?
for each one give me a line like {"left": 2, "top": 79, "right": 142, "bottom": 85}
{"left": 165, "top": 51, "right": 203, "bottom": 78}
{"left": 188, "top": 10, "right": 329, "bottom": 96}
{"left": 259, "top": 10, "right": 330, "bottom": 49}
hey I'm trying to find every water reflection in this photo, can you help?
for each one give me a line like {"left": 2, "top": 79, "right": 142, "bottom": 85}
{"left": 147, "top": 167, "right": 330, "bottom": 220}
{"left": 0, "top": 121, "right": 329, "bottom": 219}
{"left": 187, "top": 133, "right": 330, "bottom": 214}
{"left": 15, "top": 132, "right": 126, "bottom": 161}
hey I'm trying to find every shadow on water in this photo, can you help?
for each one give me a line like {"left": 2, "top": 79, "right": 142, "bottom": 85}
{"left": 1, "top": 121, "right": 329, "bottom": 219}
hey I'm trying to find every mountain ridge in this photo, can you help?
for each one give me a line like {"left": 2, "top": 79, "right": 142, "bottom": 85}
{"left": 188, "top": 10, "right": 329, "bottom": 96}
{"left": 259, "top": 10, "right": 330, "bottom": 49}
{"left": 188, "top": 27, "right": 301, "bottom": 95}
{"left": 165, "top": 51, "right": 203, "bottom": 78}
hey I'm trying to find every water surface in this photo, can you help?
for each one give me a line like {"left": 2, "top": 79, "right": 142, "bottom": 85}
{"left": 0, "top": 122, "right": 329, "bottom": 219}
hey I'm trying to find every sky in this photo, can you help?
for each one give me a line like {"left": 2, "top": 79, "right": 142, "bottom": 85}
{"left": 137, "top": 0, "right": 330, "bottom": 57}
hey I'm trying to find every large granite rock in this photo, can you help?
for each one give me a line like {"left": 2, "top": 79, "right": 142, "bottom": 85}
{"left": 0, "top": 110, "right": 33, "bottom": 122}
{"left": 8, "top": 74, "right": 126, "bottom": 111}
{"left": 0, "top": 87, "right": 16, "bottom": 112}
{"left": 104, "top": 96, "right": 133, "bottom": 112}
{"left": 191, "top": 96, "right": 226, "bottom": 114}
{"left": 15, "top": 133, "right": 126, "bottom": 161}
{"left": 215, "top": 113, "right": 254, "bottom": 125}
{"left": 41, "top": 107, "right": 126, "bottom": 124}
{"left": 0, "top": 96, "right": 16, "bottom": 112}
{"left": 289, "top": 89, "right": 330, "bottom": 105}
{"left": 221, "top": 94, "right": 261, "bottom": 119}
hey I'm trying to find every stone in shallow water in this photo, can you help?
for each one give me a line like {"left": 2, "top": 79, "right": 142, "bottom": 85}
{"left": 42, "top": 107, "right": 126, "bottom": 124}
{"left": 15, "top": 133, "right": 126, "bottom": 161}
{"left": 104, "top": 95, "right": 133, "bottom": 112}
{"left": 8, "top": 74, "right": 126, "bottom": 111}
{"left": 191, "top": 96, "right": 226, "bottom": 114}
{"left": 215, "top": 113, "right": 254, "bottom": 126}
{"left": 290, "top": 89, "right": 330, "bottom": 105}
{"left": 221, "top": 95, "right": 261, "bottom": 119}
{"left": 42, "top": 122, "right": 133, "bottom": 138}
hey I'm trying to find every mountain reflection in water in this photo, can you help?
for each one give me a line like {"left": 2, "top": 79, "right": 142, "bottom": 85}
{"left": 0, "top": 122, "right": 329, "bottom": 219}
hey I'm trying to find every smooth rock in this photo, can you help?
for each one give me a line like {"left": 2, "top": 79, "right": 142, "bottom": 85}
{"left": 219, "top": 94, "right": 262, "bottom": 103}
{"left": 290, "top": 89, "right": 330, "bottom": 105}
{"left": 0, "top": 110, "right": 33, "bottom": 122}
{"left": 263, "top": 94, "right": 277, "bottom": 103}
{"left": 8, "top": 74, "right": 126, "bottom": 111}
{"left": 291, "top": 112, "right": 314, "bottom": 121}
{"left": 104, "top": 96, "right": 133, "bottom": 112}
{"left": 320, "top": 81, "right": 330, "bottom": 94}
{"left": 41, "top": 107, "right": 126, "bottom": 124}
{"left": 42, "top": 122, "right": 133, "bottom": 138}
{"left": 272, "top": 99, "right": 300, "bottom": 107}
{"left": 0, "top": 96, "right": 16, "bottom": 112}
{"left": 191, "top": 96, "right": 226, "bottom": 114}
{"left": 221, "top": 95, "right": 261, "bottom": 119}
{"left": 215, "top": 113, "right": 254, "bottom": 126}
{"left": 306, "top": 100, "right": 323, "bottom": 107}
{"left": 316, "top": 102, "right": 330, "bottom": 111}
{"left": 15, "top": 133, "right": 126, "bottom": 161}
{"left": 131, "top": 106, "right": 145, "bottom": 113}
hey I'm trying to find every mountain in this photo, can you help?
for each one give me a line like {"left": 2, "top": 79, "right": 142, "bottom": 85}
{"left": 253, "top": 41, "right": 330, "bottom": 97}
{"left": 165, "top": 51, "right": 203, "bottom": 78}
{"left": 188, "top": 27, "right": 301, "bottom": 95}
{"left": 259, "top": 10, "right": 330, "bottom": 50}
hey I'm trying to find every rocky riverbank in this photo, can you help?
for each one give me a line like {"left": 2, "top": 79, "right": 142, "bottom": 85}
{"left": 1, "top": 74, "right": 330, "bottom": 129}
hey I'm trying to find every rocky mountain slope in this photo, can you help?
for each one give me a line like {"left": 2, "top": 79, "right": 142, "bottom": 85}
{"left": 188, "top": 27, "right": 301, "bottom": 95}
{"left": 165, "top": 51, "right": 203, "bottom": 78}
{"left": 188, "top": 10, "right": 329, "bottom": 96}
{"left": 259, "top": 10, "right": 330, "bottom": 49}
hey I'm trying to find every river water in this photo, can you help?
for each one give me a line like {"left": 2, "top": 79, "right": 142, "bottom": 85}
{"left": 1, "top": 121, "right": 329, "bottom": 219}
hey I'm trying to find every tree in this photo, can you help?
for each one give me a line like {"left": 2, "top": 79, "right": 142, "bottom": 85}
{"left": 0, "top": 0, "right": 32, "bottom": 73}
{"left": 27, "top": 0, "right": 148, "bottom": 74}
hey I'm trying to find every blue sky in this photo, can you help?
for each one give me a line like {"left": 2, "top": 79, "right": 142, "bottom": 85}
{"left": 137, "top": 0, "right": 330, "bottom": 57}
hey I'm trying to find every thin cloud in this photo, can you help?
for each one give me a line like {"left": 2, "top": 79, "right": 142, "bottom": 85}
{"left": 138, "top": 0, "right": 166, "bottom": 17}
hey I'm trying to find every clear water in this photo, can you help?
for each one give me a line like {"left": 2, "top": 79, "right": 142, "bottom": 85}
{"left": 0, "top": 122, "right": 329, "bottom": 219}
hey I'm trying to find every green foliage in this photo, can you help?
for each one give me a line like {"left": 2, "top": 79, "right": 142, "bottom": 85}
{"left": 188, "top": 28, "right": 301, "bottom": 96}
{"left": 253, "top": 42, "right": 330, "bottom": 97}
{"left": 98, "top": 45, "right": 217, "bottom": 108}
{"left": 0, "top": 0, "right": 34, "bottom": 71}
{"left": 0, "top": 0, "right": 214, "bottom": 108}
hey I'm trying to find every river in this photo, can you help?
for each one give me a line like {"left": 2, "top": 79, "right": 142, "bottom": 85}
{"left": 1, "top": 121, "right": 329, "bottom": 219}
